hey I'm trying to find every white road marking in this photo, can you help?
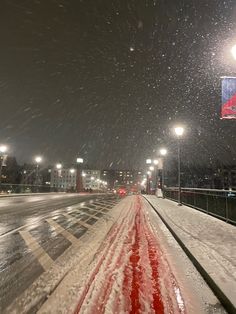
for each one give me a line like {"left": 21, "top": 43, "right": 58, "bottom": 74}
{"left": 19, "top": 230, "right": 54, "bottom": 271}
{"left": 63, "top": 213, "right": 93, "bottom": 230}
{"left": 46, "top": 218, "right": 79, "bottom": 246}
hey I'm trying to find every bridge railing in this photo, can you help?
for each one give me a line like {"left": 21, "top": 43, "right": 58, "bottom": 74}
{"left": 164, "top": 187, "right": 236, "bottom": 225}
{"left": 0, "top": 183, "right": 56, "bottom": 194}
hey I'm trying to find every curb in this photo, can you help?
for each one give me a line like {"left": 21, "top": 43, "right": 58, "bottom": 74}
{"left": 0, "top": 192, "right": 65, "bottom": 198}
{"left": 143, "top": 196, "right": 236, "bottom": 314}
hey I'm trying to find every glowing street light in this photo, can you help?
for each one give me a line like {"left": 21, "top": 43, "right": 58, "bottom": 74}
{"left": 153, "top": 159, "right": 159, "bottom": 165}
{"left": 231, "top": 44, "right": 236, "bottom": 60}
{"left": 160, "top": 148, "right": 167, "bottom": 156}
{"left": 146, "top": 159, "right": 152, "bottom": 164}
{"left": 0, "top": 145, "right": 7, "bottom": 153}
{"left": 149, "top": 166, "right": 154, "bottom": 171}
{"left": 56, "top": 163, "right": 62, "bottom": 169}
{"left": 174, "top": 126, "right": 184, "bottom": 137}
{"left": 35, "top": 156, "right": 42, "bottom": 164}
{"left": 70, "top": 168, "right": 75, "bottom": 174}
{"left": 76, "top": 157, "right": 84, "bottom": 164}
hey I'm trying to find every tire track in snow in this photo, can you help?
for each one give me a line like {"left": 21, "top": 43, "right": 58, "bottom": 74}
{"left": 74, "top": 196, "right": 187, "bottom": 314}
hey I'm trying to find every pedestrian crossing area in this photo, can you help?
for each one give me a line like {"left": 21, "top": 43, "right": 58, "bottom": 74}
{"left": 0, "top": 197, "right": 120, "bottom": 312}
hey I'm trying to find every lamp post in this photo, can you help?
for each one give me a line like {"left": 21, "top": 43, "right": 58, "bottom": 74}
{"left": 146, "top": 170, "right": 151, "bottom": 194}
{"left": 160, "top": 148, "right": 167, "bottom": 197}
{"left": 56, "top": 163, "right": 62, "bottom": 170}
{"left": 76, "top": 157, "right": 84, "bottom": 193}
{"left": 146, "top": 159, "right": 152, "bottom": 194}
{"left": 149, "top": 166, "right": 154, "bottom": 171}
{"left": 152, "top": 160, "right": 159, "bottom": 193}
{"left": 0, "top": 145, "right": 8, "bottom": 192}
{"left": 174, "top": 126, "right": 184, "bottom": 205}
{"left": 35, "top": 156, "right": 42, "bottom": 190}
{"left": 55, "top": 163, "right": 62, "bottom": 191}
{"left": 146, "top": 158, "right": 158, "bottom": 194}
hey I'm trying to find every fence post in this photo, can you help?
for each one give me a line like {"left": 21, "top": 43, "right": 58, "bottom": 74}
{"left": 225, "top": 193, "right": 229, "bottom": 222}
{"left": 206, "top": 193, "right": 209, "bottom": 214}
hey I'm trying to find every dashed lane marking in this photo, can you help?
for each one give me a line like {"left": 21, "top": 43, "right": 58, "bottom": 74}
{"left": 63, "top": 213, "right": 93, "bottom": 230}
{"left": 46, "top": 218, "right": 79, "bottom": 246}
{"left": 19, "top": 230, "right": 54, "bottom": 271}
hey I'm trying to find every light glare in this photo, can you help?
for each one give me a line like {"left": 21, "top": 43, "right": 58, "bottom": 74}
{"left": 174, "top": 126, "right": 184, "bottom": 136}
{"left": 0, "top": 145, "right": 7, "bottom": 153}
{"left": 35, "top": 156, "right": 42, "bottom": 163}
{"left": 160, "top": 148, "right": 167, "bottom": 156}
{"left": 76, "top": 157, "right": 84, "bottom": 163}
{"left": 231, "top": 45, "right": 236, "bottom": 60}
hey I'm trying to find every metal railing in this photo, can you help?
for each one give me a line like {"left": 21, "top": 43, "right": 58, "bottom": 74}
{"left": 164, "top": 187, "right": 236, "bottom": 225}
{"left": 0, "top": 183, "right": 107, "bottom": 195}
{"left": 0, "top": 183, "right": 53, "bottom": 194}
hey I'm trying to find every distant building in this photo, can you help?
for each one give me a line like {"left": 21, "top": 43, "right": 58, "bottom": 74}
{"left": 21, "top": 164, "right": 39, "bottom": 185}
{"left": 82, "top": 169, "right": 101, "bottom": 190}
{"left": 218, "top": 168, "right": 236, "bottom": 190}
{"left": 50, "top": 168, "right": 102, "bottom": 191}
{"left": 50, "top": 168, "right": 77, "bottom": 191}
{"left": 101, "top": 169, "right": 145, "bottom": 191}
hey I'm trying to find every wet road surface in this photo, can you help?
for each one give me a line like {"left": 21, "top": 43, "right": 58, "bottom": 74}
{"left": 0, "top": 193, "right": 119, "bottom": 312}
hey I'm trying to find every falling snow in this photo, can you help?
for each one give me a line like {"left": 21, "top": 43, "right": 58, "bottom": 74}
{"left": 0, "top": 0, "right": 235, "bottom": 169}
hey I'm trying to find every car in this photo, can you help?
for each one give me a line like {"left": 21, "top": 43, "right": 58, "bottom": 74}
{"left": 118, "top": 188, "right": 127, "bottom": 196}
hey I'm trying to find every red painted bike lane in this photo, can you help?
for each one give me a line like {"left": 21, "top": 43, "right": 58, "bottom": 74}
{"left": 74, "top": 196, "right": 186, "bottom": 314}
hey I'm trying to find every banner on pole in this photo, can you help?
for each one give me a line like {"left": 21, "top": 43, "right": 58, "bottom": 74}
{"left": 221, "top": 77, "right": 236, "bottom": 119}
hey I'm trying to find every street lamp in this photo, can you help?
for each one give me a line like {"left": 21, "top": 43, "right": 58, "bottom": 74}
{"left": 34, "top": 156, "right": 43, "bottom": 189}
{"left": 35, "top": 156, "right": 42, "bottom": 164}
{"left": 231, "top": 44, "right": 236, "bottom": 60}
{"left": 153, "top": 159, "right": 159, "bottom": 165}
{"left": 146, "top": 159, "right": 157, "bottom": 194}
{"left": 146, "top": 170, "right": 152, "bottom": 194}
{"left": 76, "top": 157, "right": 84, "bottom": 164}
{"left": 174, "top": 126, "right": 184, "bottom": 137}
{"left": 160, "top": 148, "right": 168, "bottom": 197}
{"left": 174, "top": 126, "right": 185, "bottom": 205}
{"left": 0, "top": 145, "right": 7, "bottom": 153}
{"left": 160, "top": 148, "right": 167, "bottom": 156}
{"left": 56, "top": 163, "right": 62, "bottom": 169}
{"left": 0, "top": 145, "right": 8, "bottom": 191}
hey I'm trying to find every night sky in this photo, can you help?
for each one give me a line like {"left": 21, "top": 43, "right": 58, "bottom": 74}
{"left": 1, "top": 0, "right": 236, "bottom": 169}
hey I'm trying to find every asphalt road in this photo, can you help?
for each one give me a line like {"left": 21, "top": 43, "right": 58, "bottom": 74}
{"left": 0, "top": 193, "right": 119, "bottom": 312}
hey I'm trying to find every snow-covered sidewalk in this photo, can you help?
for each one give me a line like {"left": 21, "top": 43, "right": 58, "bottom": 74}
{"left": 38, "top": 195, "right": 226, "bottom": 314}
{"left": 145, "top": 195, "right": 236, "bottom": 313}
